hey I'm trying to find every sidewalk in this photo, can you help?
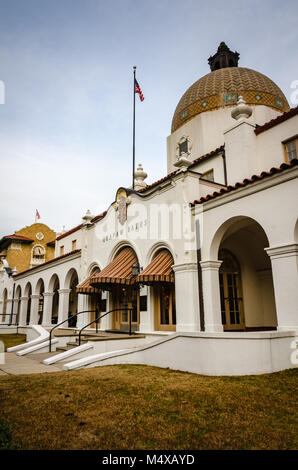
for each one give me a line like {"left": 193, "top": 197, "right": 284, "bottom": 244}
{"left": 0, "top": 352, "right": 62, "bottom": 375}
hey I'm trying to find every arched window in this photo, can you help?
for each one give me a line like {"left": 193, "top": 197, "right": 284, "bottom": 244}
{"left": 31, "top": 245, "right": 45, "bottom": 267}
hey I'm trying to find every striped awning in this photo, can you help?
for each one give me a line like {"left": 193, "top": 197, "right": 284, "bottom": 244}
{"left": 76, "top": 268, "right": 101, "bottom": 294}
{"left": 137, "top": 250, "right": 174, "bottom": 284}
{"left": 90, "top": 247, "right": 137, "bottom": 286}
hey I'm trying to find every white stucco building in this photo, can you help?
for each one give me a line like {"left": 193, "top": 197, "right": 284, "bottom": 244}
{"left": 1, "top": 42, "right": 297, "bottom": 375}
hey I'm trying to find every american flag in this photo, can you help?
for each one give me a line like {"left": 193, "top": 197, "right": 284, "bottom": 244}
{"left": 134, "top": 79, "right": 144, "bottom": 102}
{"left": 36, "top": 209, "right": 40, "bottom": 220}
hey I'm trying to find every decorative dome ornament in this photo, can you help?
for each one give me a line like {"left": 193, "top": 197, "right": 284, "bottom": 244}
{"left": 134, "top": 164, "right": 148, "bottom": 191}
{"left": 171, "top": 42, "right": 289, "bottom": 133}
{"left": 231, "top": 96, "right": 253, "bottom": 120}
{"left": 82, "top": 209, "right": 93, "bottom": 225}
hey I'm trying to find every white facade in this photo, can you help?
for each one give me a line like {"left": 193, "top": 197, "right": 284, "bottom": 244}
{"left": 1, "top": 57, "right": 298, "bottom": 376}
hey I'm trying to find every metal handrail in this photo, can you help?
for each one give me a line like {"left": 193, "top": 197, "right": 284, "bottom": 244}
{"left": 49, "top": 309, "right": 98, "bottom": 352}
{"left": 78, "top": 308, "right": 133, "bottom": 346}
{"left": 0, "top": 312, "right": 19, "bottom": 326}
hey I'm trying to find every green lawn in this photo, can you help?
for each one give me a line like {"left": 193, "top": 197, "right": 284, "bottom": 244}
{"left": 0, "top": 334, "right": 26, "bottom": 351}
{"left": 0, "top": 365, "right": 297, "bottom": 450}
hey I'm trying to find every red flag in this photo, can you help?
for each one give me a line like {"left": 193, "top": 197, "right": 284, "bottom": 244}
{"left": 36, "top": 209, "right": 40, "bottom": 220}
{"left": 134, "top": 79, "right": 144, "bottom": 101}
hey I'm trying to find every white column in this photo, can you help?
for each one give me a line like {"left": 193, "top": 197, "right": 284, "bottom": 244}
{"left": 42, "top": 292, "right": 54, "bottom": 327}
{"left": 139, "top": 286, "right": 151, "bottom": 332}
{"left": 57, "top": 289, "right": 71, "bottom": 325}
{"left": 265, "top": 244, "right": 298, "bottom": 331}
{"left": 200, "top": 260, "right": 223, "bottom": 332}
{"left": 76, "top": 294, "right": 88, "bottom": 329}
{"left": 100, "top": 292, "right": 110, "bottom": 330}
{"left": 172, "top": 263, "right": 201, "bottom": 332}
{"left": 19, "top": 297, "right": 28, "bottom": 326}
{"left": 30, "top": 295, "right": 40, "bottom": 325}
{"left": 0, "top": 300, "right": 3, "bottom": 323}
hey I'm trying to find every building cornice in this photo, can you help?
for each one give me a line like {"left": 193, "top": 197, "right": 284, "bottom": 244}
{"left": 265, "top": 243, "right": 298, "bottom": 259}
{"left": 13, "top": 250, "right": 81, "bottom": 280}
{"left": 192, "top": 165, "right": 298, "bottom": 214}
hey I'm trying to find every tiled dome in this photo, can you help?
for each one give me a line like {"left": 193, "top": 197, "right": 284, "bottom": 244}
{"left": 171, "top": 67, "right": 290, "bottom": 133}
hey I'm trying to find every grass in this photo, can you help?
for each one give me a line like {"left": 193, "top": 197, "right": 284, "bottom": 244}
{"left": 0, "top": 334, "right": 26, "bottom": 351}
{"left": 0, "top": 365, "right": 297, "bottom": 450}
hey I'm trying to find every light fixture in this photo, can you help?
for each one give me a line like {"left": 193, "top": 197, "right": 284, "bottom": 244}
{"left": 131, "top": 263, "right": 140, "bottom": 277}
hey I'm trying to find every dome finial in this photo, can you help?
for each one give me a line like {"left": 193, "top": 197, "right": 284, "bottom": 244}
{"left": 208, "top": 42, "right": 240, "bottom": 71}
{"left": 231, "top": 96, "right": 252, "bottom": 120}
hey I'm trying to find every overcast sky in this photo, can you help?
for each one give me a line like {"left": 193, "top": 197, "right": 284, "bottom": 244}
{"left": 0, "top": 0, "right": 297, "bottom": 237}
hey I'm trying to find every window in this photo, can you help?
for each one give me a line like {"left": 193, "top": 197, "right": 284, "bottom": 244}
{"left": 60, "top": 245, "right": 64, "bottom": 256}
{"left": 140, "top": 295, "right": 147, "bottom": 311}
{"left": 284, "top": 138, "right": 297, "bottom": 162}
{"left": 179, "top": 139, "right": 188, "bottom": 156}
{"left": 100, "top": 299, "right": 107, "bottom": 312}
{"left": 31, "top": 245, "right": 45, "bottom": 266}
{"left": 200, "top": 169, "right": 214, "bottom": 182}
{"left": 72, "top": 240, "right": 77, "bottom": 251}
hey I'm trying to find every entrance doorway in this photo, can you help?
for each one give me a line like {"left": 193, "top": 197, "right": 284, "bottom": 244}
{"left": 154, "top": 284, "right": 176, "bottom": 331}
{"left": 219, "top": 249, "right": 245, "bottom": 331}
{"left": 112, "top": 286, "right": 139, "bottom": 332}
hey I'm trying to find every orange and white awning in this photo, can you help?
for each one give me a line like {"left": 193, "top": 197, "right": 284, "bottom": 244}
{"left": 76, "top": 268, "right": 101, "bottom": 294}
{"left": 90, "top": 247, "right": 138, "bottom": 286}
{"left": 137, "top": 250, "right": 174, "bottom": 284}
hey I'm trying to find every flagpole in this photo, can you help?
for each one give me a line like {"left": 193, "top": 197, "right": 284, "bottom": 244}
{"left": 132, "top": 66, "right": 136, "bottom": 190}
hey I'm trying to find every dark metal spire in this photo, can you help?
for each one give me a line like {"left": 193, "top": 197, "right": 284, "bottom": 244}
{"left": 208, "top": 42, "right": 240, "bottom": 71}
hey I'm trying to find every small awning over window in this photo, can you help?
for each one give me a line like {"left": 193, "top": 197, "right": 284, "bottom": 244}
{"left": 137, "top": 250, "right": 174, "bottom": 284}
{"left": 90, "top": 247, "right": 137, "bottom": 286}
{"left": 76, "top": 268, "right": 101, "bottom": 294}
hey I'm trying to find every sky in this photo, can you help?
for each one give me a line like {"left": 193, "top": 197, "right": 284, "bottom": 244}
{"left": 0, "top": 0, "right": 297, "bottom": 236}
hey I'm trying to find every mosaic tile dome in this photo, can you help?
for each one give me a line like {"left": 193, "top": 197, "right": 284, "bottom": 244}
{"left": 171, "top": 67, "right": 290, "bottom": 133}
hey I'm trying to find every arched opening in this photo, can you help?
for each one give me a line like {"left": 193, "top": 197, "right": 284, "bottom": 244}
{"left": 49, "top": 274, "right": 60, "bottom": 325}
{"left": 35, "top": 279, "right": 45, "bottom": 325}
{"left": 2, "top": 289, "right": 7, "bottom": 322}
{"left": 25, "top": 283, "right": 32, "bottom": 325}
{"left": 219, "top": 249, "right": 244, "bottom": 330}
{"left": 68, "top": 270, "right": 79, "bottom": 327}
{"left": 215, "top": 217, "right": 277, "bottom": 331}
{"left": 109, "top": 247, "right": 139, "bottom": 332}
{"left": 89, "top": 246, "right": 140, "bottom": 332}
{"left": 149, "top": 249, "right": 176, "bottom": 332}
{"left": 15, "top": 286, "right": 22, "bottom": 324}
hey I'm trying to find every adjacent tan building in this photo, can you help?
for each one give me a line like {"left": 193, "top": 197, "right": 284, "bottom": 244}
{"left": 0, "top": 223, "right": 56, "bottom": 274}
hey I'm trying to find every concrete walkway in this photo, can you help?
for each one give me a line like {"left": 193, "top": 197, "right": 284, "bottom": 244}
{"left": 0, "top": 352, "right": 62, "bottom": 375}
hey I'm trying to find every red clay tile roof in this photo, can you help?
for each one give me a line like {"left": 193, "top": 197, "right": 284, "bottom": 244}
{"left": 138, "top": 146, "right": 224, "bottom": 194}
{"left": 138, "top": 169, "right": 179, "bottom": 193}
{"left": 190, "top": 158, "right": 298, "bottom": 206}
{"left": 56, "top": 224, "right": 83, "bottom": 241}
{"left": 0, "top": 234, "right": 34, "bottom": 249}
{"left": 255, "top": 106, "right": 298, "bottom": 135}
{"left": 14, "top": 249, "right": 81, "bottom": 277}
{"left": 2, "top": 234, "right": 34, "bottom": 242}
{"left": 91, "top": 211, "right": 107, "bottom": 223}
{"left": 188, "top": 145, "right": 224, "bottom": 167}
{"left": 56, "top": 211, "right": 107, "bottom": 241}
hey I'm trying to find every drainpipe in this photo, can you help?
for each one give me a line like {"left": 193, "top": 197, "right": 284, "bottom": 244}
{"left": 222, "top": 148, "right": 228, "bottom": 186}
